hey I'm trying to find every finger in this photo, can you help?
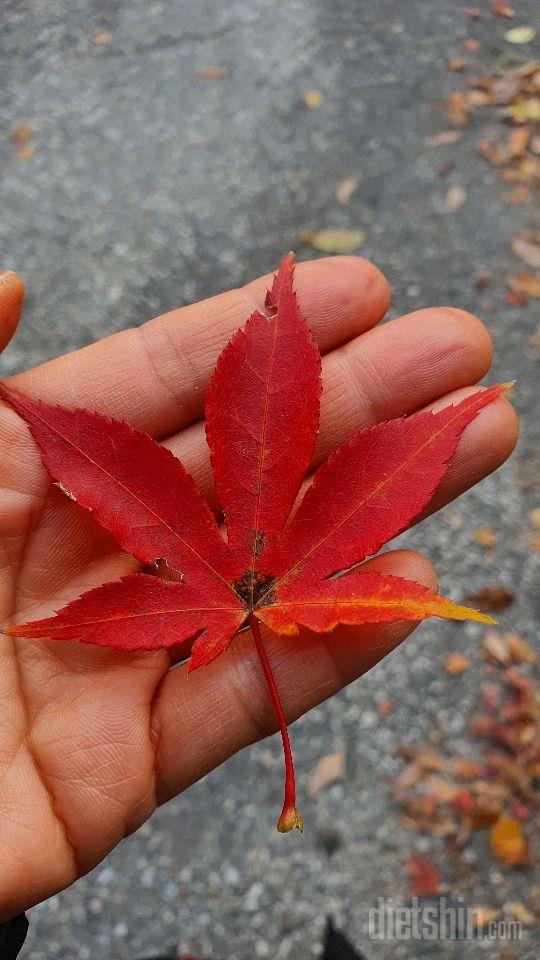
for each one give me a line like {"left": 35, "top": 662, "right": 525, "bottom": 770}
{"left": 0, "top": 271, "right": 24, "bottom": 352}
{"left": 152, "top": 549, "right": 437, "bottom": 804}
{"left": 8, "top": 257, "right": 390, "bottom": 438}
{"left": 417, "top": 388, "right": 518, "bottom": 521}
{"left": 162, "top": 306, "right": 497, "bottom": 512}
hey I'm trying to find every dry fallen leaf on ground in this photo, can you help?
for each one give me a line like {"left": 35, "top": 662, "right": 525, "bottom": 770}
{"left": 505, "top": 26, "right": 536, "bottom": 44}
{"left": 473, "top": 527, "right": 496, "bottom": 548}
{"left": 378, "top": 698, "right": 394, "bottom": 716}
{"left": 404, "top": 853, "right": 442, "bottom": 896}
{"left": 442, "top": 184, "right": 466, "bottom": 213}
{"left": 483, "top": 629, "right": 510, "bottom": 664}
{"left": 336, "top": 177, "right": 359, "bottom": 204}
{"left": 505, "top": 632, "right": 536, "bottom": 666}
{"left": 444, "top": 653, "right": 471, "bottom": 674}
{"left": 424, "top": 131, "right": 463, "bottom": 147}
{"left": 92, "top": 32, "right": 112, "bottom": 45}
{"left": 307, "top": 753, "right": 345, "bottom": 796}
{"left": 530, "top": 506, "right": 540, "bottom": 530}
{"left": 492, "top": 1, "right": 515, "bottom": 16}
{"left": 490, "top": 815, "right": 530, "bottom": 866}
{"left": 508, "top": 273, "right": 540, "bottom": 299}
{"left": 9, "top": 121, "right": 35, "bottom": 161}
{"left": 445, "top": 91, "right": 470, "bottom": 125}
{"left": 466, "top": 586, "right": 515, "bottom": 611}
{"left": 303, "top": 89, "right": 323, "bottom": 109}
{"left": 507, "top": 127, "right": 531, "bottom": 159}
{"left": 197, "top": 67, "right": 228, "bottom": 80}
{"left": 511, "top": 232, "right": 540, "bottom": 269}
{"left": 298, "top": 228, "right": 365, "bottom": 253}
{"left": 476, "top": 139, "right": 506, "bottom": 166}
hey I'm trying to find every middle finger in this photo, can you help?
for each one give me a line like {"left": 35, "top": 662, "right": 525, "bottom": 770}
{"left": 165, "top": 305, "right": 494, "bottom": 511}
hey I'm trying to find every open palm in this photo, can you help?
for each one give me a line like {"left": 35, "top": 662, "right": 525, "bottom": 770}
{"left": 0, "top": 261, "right": 517, "bottom": 920}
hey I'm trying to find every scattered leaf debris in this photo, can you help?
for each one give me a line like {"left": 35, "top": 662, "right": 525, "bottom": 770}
{"left": 442, "top": 55, "right": 539, "bottom": 230}
{"left": 394, "top": 659, "right": 538, "bottom": 865}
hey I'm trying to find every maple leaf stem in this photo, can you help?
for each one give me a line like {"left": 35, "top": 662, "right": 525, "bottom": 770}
{"left": 248, "top": 614, "right": 303, "bottom": 834}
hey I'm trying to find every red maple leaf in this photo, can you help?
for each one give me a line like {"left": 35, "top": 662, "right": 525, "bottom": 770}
{"left": 1, "top": 255, "right": 507, "bottom": 832}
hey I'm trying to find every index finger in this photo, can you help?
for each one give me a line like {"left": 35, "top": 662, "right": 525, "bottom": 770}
{"left": 7, "top": 257, "right": 390, "bottom": 439}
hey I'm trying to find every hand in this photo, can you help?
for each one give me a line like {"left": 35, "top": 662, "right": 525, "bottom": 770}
{"left": 0, "top": 261, "right": 517, "bottom": 919}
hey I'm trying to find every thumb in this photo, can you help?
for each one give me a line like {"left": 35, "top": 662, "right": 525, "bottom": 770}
{"left": 0, "top": 270, "right": 24, "bottom": 352}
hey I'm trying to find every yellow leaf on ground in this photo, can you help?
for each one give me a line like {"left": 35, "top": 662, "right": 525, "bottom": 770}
{"left": 299, "top": 228, "right": 365, "bottom": 253}
{"left": 506, "top": 98, "right": 540, "bottom": 122}
{"left": 505, "top": 26, "right": 535, "bottom": 44}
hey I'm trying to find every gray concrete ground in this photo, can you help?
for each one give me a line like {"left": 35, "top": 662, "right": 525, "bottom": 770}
{"left": 1, "top": 1, "right": 539, "bottom": 958}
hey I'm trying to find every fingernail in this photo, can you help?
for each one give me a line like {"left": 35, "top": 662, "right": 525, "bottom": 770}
{"left": 0, "top": 270, "right": 16, "bottom": 279}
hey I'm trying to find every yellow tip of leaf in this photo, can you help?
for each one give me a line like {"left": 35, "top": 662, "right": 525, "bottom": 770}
{"left": 455, "top": 605, "right": 497, "bottom": 625}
